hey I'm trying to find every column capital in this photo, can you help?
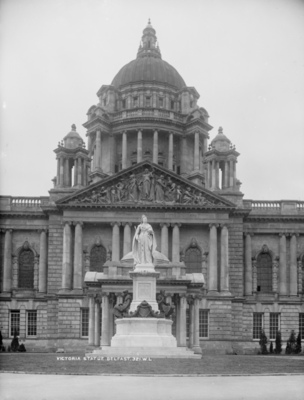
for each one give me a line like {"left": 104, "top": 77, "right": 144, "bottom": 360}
{"left": 37, "top": 228, "right": 48, "bottom": 234}
{"left": 244, "top": 232, "right": 254, "bottom": 237}
{"left": 220, "top": 223, "right": 228, "bottom": 229}
{"left": 160, "top": 223, "right": 170, "bottom": 228}
{"left": 153, "top": 129, "right": 158, "bottom": 133}
{"left": 122, "top": 222, "right": 132, "bottom": 227}
{"left": 290, "top": 232, "right": 299, "bottom": 238}
{"left": 63, "top": 221, "right": 73, "bottom": 227}
{"left": 2, "top": 228, "right": 13, "bottom": 233}
{"left": 209, "top": 223, "right": 219, "bottom": 229}
{"left": 74, "top": 221, "right": 84, "bottom": 227}
{"left": 180, "top": 293, "right": 187, "bottom": 300}
{"left": 137, "top": 128, "right": 142, "bottom": 133}
{"left": 187, "top": 294, "right": 194, "bottom": 305}
{"left": 110, "top": 222, "right": 121, "bottom": 227}
{"left": 194, "top": 294, "right": 203, "bottom": 301}
{"left": 171, "top": 223, "right": 182, "bottom": 228}
{"left": 279, "top": 232, "right": 287, "bottom": 238}
{"left": 101, "top": 292, "right": 109, "bottom": 298}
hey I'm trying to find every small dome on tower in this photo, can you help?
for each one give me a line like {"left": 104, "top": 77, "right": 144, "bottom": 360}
{"left": 211, "top": 127, "right": 231, "bottom": 152}
{"left": 63, "top": 124, "right": 84, "bottom": 149}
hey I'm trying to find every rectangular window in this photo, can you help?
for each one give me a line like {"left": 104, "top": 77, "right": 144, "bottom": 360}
{"left": 81, "top": 308, "right": 89, "bottom": 337}
{"left": 133, "top": 97, "right": 138, "bottom": 107}
{"left": 10, "top": 310, "right": 20, "bottom": 337}
{"left": 269, "top": 313, "right": 280, "bottom": 340}
{"left": 199, "top": 310, "right": 209, "bottom": 338}
{"left": 146, "top": 97, "right": 151, "bottom": 107}
{"left": 27, "top": 311, "right": 37, "bottom": 337}
{"left": 122, "top": 99, "right": 126, "bottom": 109}
{"left": 159, "top": 97, "right": 163, "bottom": 107}
{"left": 299, "top": 314, "right": 304, "bottom": 340}
{"left": 171, "top": 100, "right": 174, "bottom": 110}
{"left": 253, "top": 313, "right": 263, "bottom": 340}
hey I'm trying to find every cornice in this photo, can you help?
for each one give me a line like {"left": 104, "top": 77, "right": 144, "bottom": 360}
{"left": 244, "top": 215, "right": 304, "bottom": 222}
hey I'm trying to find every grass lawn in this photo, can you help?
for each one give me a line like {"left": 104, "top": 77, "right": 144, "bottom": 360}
{"left": 0, "top": 353, "right": 303, "bottom": 376}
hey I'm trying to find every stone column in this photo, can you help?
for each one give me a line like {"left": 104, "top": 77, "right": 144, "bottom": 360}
{"left": 179, "top": 294, "right": 187, "bottom": 347}
{"left": 279, "top": 233, "right": 287, "bottom": 295}
{"left": 77, "top": 157, "right": 82, "bottom": 186}
{"left": 175, "top": 295, "right": 180, "bottom": 345}
{"left": 109, "top": 134, "right": 115, "bottom": 174}
{"left": 56, "top": 158, "right": 60, "bottom": 186}
{"left": 95, "top": 130, "right": 102, "bottom": 171}
{"left": 101, "top": 293, "right": 110, "bottom": 346}
{"left": 59, "top": 157, "right": 64, "bottom": 187}
{"left": 3, "top": 229, "right": 12, "bottom": 292}
{"left": 215, "top": 161, "right": 220, "bottom": 188}
{"left": 297, "top": 258, "right": 303, "bottom": 294}
{"left": 194, "top": 132, "right": 200, "bottom": 171}
{"left": 94, "top": 299, "right": 101, "bottom": 347}
{"left": 172, "top": 223, "right": 181, "bottom": 262}
{"left": 252, "top": 258, "right": 257, "bottom": 294}
{"left": 137, "top": 129, "right": 142, "bottom": 163}
{"left": 38, "top": 229, "right": 47, "bottom": 293}
{"left": 73, "top": 159, "right": 78, "bottom": 186}
{"left": 180, "top": 135, "right": 187, "bottom": 176}
{"left": 244, "top": 233, "right": 253, "bottom": 296}
{"left": 111, "top": 222, "right": 120, "bottom": 261}
{"left": 88, "top": 295, "right": 95, "bottom": 346}
{"left": 193, "top": 296, "right": 202, "bottom": 353}
{"left": 290, "top": 234, "right": 298, "bottom": 296}
{"left": 224, "top": 161, "right": 229, "bottom": 188}
{"left": 160, "top": 223, "right": 169, "bottom": 258}
{"left": 63, "top": 158, "right": 69, "bottom": 186}
{"left": 73, "top": 222, "right": 83, "bottom": 290}
{"left": 168, "top": 132, "right": 173, "bottom": 170}
{"left": 62, "top": 222, "right": 72, "bottom": 290}
{"left": 122, "top": 131, "right": 127, "bottom": 169}
{"left": 211, "top": 160, "right": 216, "bottom": 189}
{"left": 208, "top": 224, "right": 218, "bottom": 293}
{"left": 153, "top": 129, "right": 158, "bottom": 164}
{"left": 229, "top": 159, "right": 234, "bottom": 187}
{"left": 188, "top": 296, "right": 194, "bottom": 348}
{"left": 123, "top": 222, "right": 132, "bottom": 256}
{"left": 220, "top": 225, "right": 229, "bottom": 293}
{"left": 233, "top": 161, "right": 237, "bottom": 188}
{"left": 272, "top": 257, "right": 279, "bottom": 294}
{"left": 203, "top": 137, "right": 208, "bottom": 154}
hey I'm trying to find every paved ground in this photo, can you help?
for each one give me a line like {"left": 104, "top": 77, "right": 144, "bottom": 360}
{"left": 1, "top": 373, "right": 304, "bottom": 400}
{"left": 0, "top": 353, "right": 304, "bottom": 375}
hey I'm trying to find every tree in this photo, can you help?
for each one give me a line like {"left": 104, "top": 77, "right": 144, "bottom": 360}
{"left": 288, "top": 330, "right": 297, "bottom": 354}
{"left": 259, "top": 329, "right": 268, "bottom": 354}
{"left": 269, "top": 341, "right": 273, "bottom": 354}
{"left": 10, "top": 329, "right": 19, "bottom": 352}
{"left": 295, "top": 333, "right": 302, "bottom": 354}
{"left": 275, "top": 331, "right": 282, "bottom": 354}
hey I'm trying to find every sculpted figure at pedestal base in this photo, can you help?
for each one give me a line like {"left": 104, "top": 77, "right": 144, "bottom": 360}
{"left": 132, "top": 215, "right": 157, "bottom": 266}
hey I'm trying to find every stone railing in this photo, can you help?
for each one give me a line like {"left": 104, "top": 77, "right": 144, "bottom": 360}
{"left": 112, "top": 108, "right": 184, "bottom": 122}
{"left": 0, "top": 196, "right": 49, "bottom": 211}
{"left": 243, "top": 200, "right": 304, "bottom": 215}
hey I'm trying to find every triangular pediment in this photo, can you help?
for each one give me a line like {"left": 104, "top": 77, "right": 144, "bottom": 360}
{"left": 56, "top": 161, "right": 235, "bottom": 209}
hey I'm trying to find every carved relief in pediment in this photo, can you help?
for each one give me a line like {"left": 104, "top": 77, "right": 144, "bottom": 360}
{"left": 72, "top": 166, "right": 225, "bottom": 207}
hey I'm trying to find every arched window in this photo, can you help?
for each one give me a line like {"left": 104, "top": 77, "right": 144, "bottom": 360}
{"left": 184, "top": 239, "right": 202, "bottom": 273}
{"left": 90, "top": 245, "right": 107, "bottom": 272}
{"left": 257, "top": 247, "right": 272, "bottom": 293}
{"left": 18, "top": 246, "right": 34, "bottom": 288}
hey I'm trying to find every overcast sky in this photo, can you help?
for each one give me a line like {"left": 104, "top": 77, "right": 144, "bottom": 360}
{"left": 1, "top": 0, "right": 304, "bottom": 200}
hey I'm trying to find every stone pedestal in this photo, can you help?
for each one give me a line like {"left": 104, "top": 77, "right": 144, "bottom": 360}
{"left": 129, "top": 263, "right": 159, "bottom": 312}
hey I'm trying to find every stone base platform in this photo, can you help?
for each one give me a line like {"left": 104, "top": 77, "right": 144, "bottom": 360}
{"left": 86, "top": 346, "right": 201, "bottom": 359}
{"left": 111, "top": 318, "right": 176, "bottom": 347}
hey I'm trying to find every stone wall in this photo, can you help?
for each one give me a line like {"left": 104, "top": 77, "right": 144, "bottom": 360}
{"left": 47, "top": 215, "right": 63, "bottom": 293}
{"left": 228, "top": 218, "right": 243, "bottom": 296}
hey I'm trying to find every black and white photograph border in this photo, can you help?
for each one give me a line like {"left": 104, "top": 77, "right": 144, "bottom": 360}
{"left": 0, "top": 0, "right": 304, "bottom": 399}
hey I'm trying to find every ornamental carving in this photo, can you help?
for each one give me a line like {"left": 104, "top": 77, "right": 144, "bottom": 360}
{"left": 73, "top": 165, "right": 222, "bottom": 207}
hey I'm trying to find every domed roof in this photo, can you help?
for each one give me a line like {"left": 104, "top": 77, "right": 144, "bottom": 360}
{"left": 111, "top": 57, "right": 186, "bottom": 90}
{"left": 211, "top": 127, "right": 231, "bottom": 152}
{"left": 111, "top": 20, "right": 186, "bottom": 90}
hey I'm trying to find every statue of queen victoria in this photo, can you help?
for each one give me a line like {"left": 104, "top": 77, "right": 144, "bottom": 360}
{"left": 132, "top": 215, "right": 157, "bottom": 265}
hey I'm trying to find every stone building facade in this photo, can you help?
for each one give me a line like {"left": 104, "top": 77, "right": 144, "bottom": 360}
{"left": 0, "top": 21, "right": 303, "bottom": 354}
